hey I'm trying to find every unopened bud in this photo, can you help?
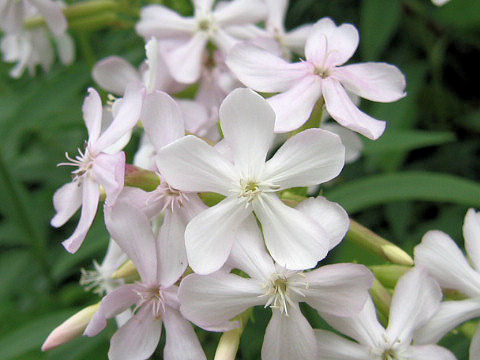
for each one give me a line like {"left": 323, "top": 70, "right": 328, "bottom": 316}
{"left": 111, "top": 260, "right": 138, "bottom": 280}
{"left": 41, "top": 304, "right": 99, "bottom": 351}
{"left": 214, "top": 310, "right": 251, "bottom": 360}
{"left": 124, "top": 164, "right": 160, "bottom": 192}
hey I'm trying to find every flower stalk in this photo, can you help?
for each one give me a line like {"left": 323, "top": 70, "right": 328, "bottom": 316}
{"left": 214, "top": 309, "right": 252, "bottom": 360}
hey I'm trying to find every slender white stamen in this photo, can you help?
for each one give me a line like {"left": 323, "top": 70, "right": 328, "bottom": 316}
{"left": 80, "top": 260, "right": 121, "bottom": 296}
{"left": 147, "top": 176, "right": 190, "bottom": 212}
{"left": 234, "top": 179, "right": 281, "bottom": 204}
{"left": 57, "top": 145, "right": 95, "bottom": 179}
{"left": 133, "top": 283, "right": 166, "bottom": 319}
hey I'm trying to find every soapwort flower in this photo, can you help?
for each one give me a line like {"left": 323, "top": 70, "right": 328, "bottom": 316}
{"left": 226, "top": 17, "right": 406, "bottom": 139}
{"left": 156, "top": 88, "right": 345, "bottom": 274}
{"left": 51, "top": 84, "right": 143, "bottom": 253}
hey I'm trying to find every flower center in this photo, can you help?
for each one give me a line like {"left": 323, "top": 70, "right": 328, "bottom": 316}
{"left": 313, "top": 66, "right": 330, "bottom": 79}
{"left": 57, "top": 144, "right": 95, "bottom": 180}
{"left": 238, "top": 179, "right": 262, "bottom": 202}
{"left": 198, "top": 18, "right": 211, "bottom": 31}
{"left": 134, "top": 283, "right": 166, "bottom": 319}
{"left": 263, "top": 273, "right": 291, "bottom": 315}
{"left": 148, "top": 177, "right": 189, "bottom": 212}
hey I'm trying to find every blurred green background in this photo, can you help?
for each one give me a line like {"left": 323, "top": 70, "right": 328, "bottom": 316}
{"left": 0, "top": 0, "right": 479, "bottom": 359}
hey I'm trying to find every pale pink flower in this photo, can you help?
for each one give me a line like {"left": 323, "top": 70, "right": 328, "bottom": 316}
{"left": 0, "top": 0, "right": 66, "bottom": 35}
{"left": 432, "top": 0, "right": 450, "bottom": 6}
{"left": 84, "top": 202, "right": 206, "bottom": 360}
{"left": 178, "top": 214, "right": 372, "bottom": 360}
{"left": 316, "top": 267, "right": 455, "bottom": 360}
{"left": 51, "top": 84, "right": 144, "bottom": 253}
{"left": 156, "top": 88, "right": 345, "bottom": 274}
{"left": 226, "top": 17, "right": 406, "bottom": 139}
{"left": 135, "top": 0, "right": 267, "bottom": 83}
{"left": 414, "top": 209, "right": 480, "bottom": 360}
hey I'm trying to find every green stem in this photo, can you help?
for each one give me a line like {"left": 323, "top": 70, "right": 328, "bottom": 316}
{"left": 370, "top": 277, "right": 392, "bottom": 327}
{"left": 369, "top": 264, "right": 411, "bottom": 288}
{"left": 76, "top": 32, "right": 95, "bottom": 67}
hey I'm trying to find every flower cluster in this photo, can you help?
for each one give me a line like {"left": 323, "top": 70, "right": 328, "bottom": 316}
{"left": 40, "top": 1, "right": 473, "bottom": 359}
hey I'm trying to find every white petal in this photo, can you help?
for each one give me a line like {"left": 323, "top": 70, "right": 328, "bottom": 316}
{"left": 470, "top": 323, "right": 480, "bottom": 360}
{"left": 178, "top": 272, "right": 265, "bottom": 330}
{"left": 185, "top": 196, "right": 251, "bottom": 274}
{"left": 99, "top": 108, "right": 132, "bottom": 155}
{"left": 321, "top": 297, "right": 385, "bottom": 348}
{"left": 226, "top": 43, "right": 310, "bottom": 93}
{"left": 212, "top": 28, "right": 239, "bottom": 53}
{"left": 163, "top": 307, "right": 206, "bottom": 360}
{"left": 136, "top": 5, "right": 195, "bottom": 38}
{"left": 263, "top": 128, "right": 345, "bottom": 189}
{"left": 333, "top": 63, "right": 406, "bottom": 102}
{"left": 265, "top": 0, "right": 288, "bottom": 31}
{"left": 104, "top": 201, "right": 158, "bottom": 285}
{"left": 305, "top": 17, "right": 358, "bottom": 67}
{"left": 156, "top": 135, "right": 237, "bottom": 195}
{"left": 267, "top": 75, "right": 322, "bottom": 132}
{"left": 92, "top": 56, "right": 140, "bottom": 96}
{"left": 83, "top": 88, "right": 103, "bottom": 145}
{"left": 108, "top": 303, "right": 162, "bottom": 360}
{"left": 95, "top": 82, "right": 144, "bottom": 152}
{"left": 165, "top": 33, "right": 208, "bottom": 84}
{"left": 409, "top": 345, "right": 457, "bottom": 360}
{"left": 142, "top": 91, "right": 185, "bottom": 153}
{"left": 214, "top": 0, "right": 267, "bottom": 26}
{"left": 220, "top": 88, "right": 275, "bottom": 179}
{"left": 386, "top": 267, "right": 442, "bottom": 343}
{"left": 464, "top": 209, "right": 480, "bottom": 272}
{"left": 193, "top": 0, "right": 214, "bottom": 12}
{"left": 304, "top": 263, "right": 373, "bottom": 317}
{"left": 414, "top": 230, "right": 480, "bottom": 297}
{"left": 296, "top": 196, "right": 350, "bottom": 250}
{"left": 283, "top": 24, "right": 313, "bottom": 55}
{"left": 314, "top": 329, "right": 371, "bottom": 360}
{"left": 92, "top": 152, "right": 125, "bottom": 206}
{"left": 262, "top": 305, "right": 317, "bottom": 360}
{"left": 253, "top": 193, "right": 330, "bottom": 270}
{"left": 62, "top": 179, "right": 99, "bottom": 253}
{"left": 55, "top": 33, "right": 75, "bottom": 66}
{"left": 321, "top": 122, "right": 363, "bottom": 163}
{"left": 227, "top": 215, "right": 275, "bottom": 281}
{"left": 322, "top": 78, "right": 386, "bottom": 140}
{"left": 29, "top": 0, "right": 67, "bottom": 36}
{"left": 414, "top": 299, "right": 480, "bottom": 344}
{"left": 50, "top": 181, "right": 82, "bottom": 228}
{"left": 84, "top": 284, "right": 139, "bottom": 336}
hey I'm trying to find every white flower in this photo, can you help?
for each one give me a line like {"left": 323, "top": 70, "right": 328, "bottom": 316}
{"left": 316, "top": 267, "right": 456, "bottom": 360}
{"left": 156, "top": 88, "right": 345, "bottom": 274}
{"left": 414, "top": 209, "right": 480, "bottom": 360}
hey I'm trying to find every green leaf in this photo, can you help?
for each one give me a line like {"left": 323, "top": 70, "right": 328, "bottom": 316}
{"left": 326, "top": 171, "right": 480, "bottom": 213}
{"left": 363, "top": 129, "right": 455, "bottom": 154}
{"left": 433, "top": 0, "right": 480, "bottom": 30}
{"left": 360, "top": 0, "right": 402, "bottom": 60}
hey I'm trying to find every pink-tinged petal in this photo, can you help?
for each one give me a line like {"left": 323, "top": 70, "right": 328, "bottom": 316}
{"left": 409, "top": 345, "right": 457, "bottom": 360}
{"left": 177, "top": 99, "right": 216, "bottom": 139}
{"left": 165, "top": 33, "right": 208, "bottom": 84}
{"left": 303, "top": 263, "right": 373, "bottom": 317}
{"left": 464, "top": 208, "right": 480, "bottom": 272}
{"left": 386, "top": 267, "right": 442, "bottom": 343}
{"left": 265, "top": 0, "right": 287, "bottom": 31}
{"left": 333, "top": 63, "right": 406, "bottom": 102}
{"left": 62, "top": 179, "right": 99, "bottom": 253}
{"left": 283, "top": 24, "right": 313, "bottom": 55}
{"left": 321, "top": 122, "right": 363, "bottom": 163}
{"left": 220, "top": 88, "right": 275, "bottom": 179}
{"left": 163, "top": 307, "right": 206, "bottom": 360}
{"left": 156, "top": 135, "right": 237, "bottom": 195}
{"left": 185, "top": 196, "right": 251, "bottom": 274}
{"left": 108, "top": 303, "right": 162, "bottom": 360}
{"left": 296, "top": 196, "right": 349, "bottom": 250}
{"left": 305, "top": 18, "right": 358, "bottom": 67}
{"left": 262, "top": 305, "right": 317, "bottom": 360}
{"left": 263, "top": 128, "right": 345, "bottom": 189}
{"left": 322, "top": 78, "right": 386, "bottom": 140}
{"left": 142, "top": 92, "right": 185, "bottom": 153}
{"left": 0, "top": 1, "right": 24, "bottom": 33}
{"left": 470, "top": 324, "right": 480, "bottom": 360}
{"left": 116, "top": 186, "right": 164, "bottom": 219}
{"left": 50, "top": 181, "right": 82, "bottom": 228}
{"left": 414, "top": 299, "right": 480, "bottom": 344}
{"left": 193, "top": 0, "right": 215, "bottom": 12}
{"left": 83, "top": 88, "right": 103, "bottom": 145}
{"left": 55, "top": 33, "right": 75, "bottom": 66}
{"left": 92, "top": 56, "right": 140, "bottom": 96}
{"left": 157, "top": 209, "right": 189, "bottom": 288}
{"left": 314, "top": 329, "right": 371, "bottom": 360}
{"left": 214, "top": 0, "right": 267, "bottom": 26}
{"left": 104, "top": 202, "right": 158, "bottom": 285}
{"left": 92, "top": 152, "right": 125, "bottom": 206}
{"left": 178, "top": 272, "right": 265, "bottom": 330}
{"left": 226, "top": 43, "right": 310, "bottom": 93}
{"left": 99, "top": 108, "right": 132, "bottom": 155}
{"left": 100, "top": 238, "right": 128, "bottom": 276}
{"left": 321, "top": 298, "right": 385, "bottom": 349}
{"left": 95, "top": 82, "right": 144, "bottom": 152}
{"left": 268, "top": 76, "right": 322, "bottom": 132}
{"left": 253, "top": 193, "right": 330, "bottom": 270}
{"left": 29, "top": 0, "right": 66, "bottom": 36}
{"left": 135, "top": 5, "right": 195, "bottom": 38}
{"left": 84, "top": 284, "right": 139, "bottom": 336}
{"left": 414, "top": 230, "right": 480, "bottom": 297}
{"left": 227, "top": 215, "right": 275, "bottom": 281}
